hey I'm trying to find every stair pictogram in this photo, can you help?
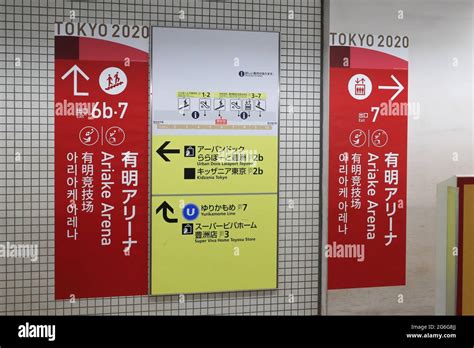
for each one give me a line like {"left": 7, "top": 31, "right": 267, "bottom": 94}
{"left": 105, "top": 71, "right": 124, "bottom": 91}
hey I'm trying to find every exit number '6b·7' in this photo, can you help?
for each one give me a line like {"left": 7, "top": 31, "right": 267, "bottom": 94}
{"left": 89, "top": 101, "right": 128, "bottom": 119}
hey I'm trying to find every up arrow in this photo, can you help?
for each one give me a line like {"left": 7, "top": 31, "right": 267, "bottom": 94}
{"left": 61, "top": 64, "right": 90, "bottom": 96}
{"left": 378, "top": 75, "right": 404, "bottom": 101}
{"left": 156, "top": 201, "right": 178, "bottom": 223}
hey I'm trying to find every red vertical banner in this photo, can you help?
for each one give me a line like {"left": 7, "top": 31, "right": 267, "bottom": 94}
{"left": 328, "top": 43, "right": 408, "bottom": 289}
{"left": 54, "top": 23, "right": 149, "bottom": 299}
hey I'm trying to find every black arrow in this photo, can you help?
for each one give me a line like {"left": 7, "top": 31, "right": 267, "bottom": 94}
{"left": 155, "top": 201, "right": 178, "bottom": 223}
{"left": 156, "top": 141, "right": 180, "bottom": 162}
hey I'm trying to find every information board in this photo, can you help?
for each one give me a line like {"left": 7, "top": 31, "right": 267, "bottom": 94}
{"left": 151, "top": 28, "right": 279, "bottom": 294}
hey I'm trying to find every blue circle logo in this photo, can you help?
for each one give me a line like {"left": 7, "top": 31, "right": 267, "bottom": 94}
{"left": 183, "top": 203, "right": 199, "bottom": 221}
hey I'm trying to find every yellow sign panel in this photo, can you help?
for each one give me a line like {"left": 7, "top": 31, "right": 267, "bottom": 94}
{"left": 151, "top": 194, "right": 277, "bottom": 295}
{"left": 462, "top": 185, "right": 474, "bottom": 315}
{"left": 176, "top": 91, "right": 267, "bottom": 99}
{"left": 152, "top": 135, "right": 278, "bottom": 195}
{"left": 446, "top": 186, "right": 458, "bottom": 315}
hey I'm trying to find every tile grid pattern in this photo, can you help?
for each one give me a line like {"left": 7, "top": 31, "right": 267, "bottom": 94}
{"left": 0, "top": 0, "right": 322, "bottom": 315}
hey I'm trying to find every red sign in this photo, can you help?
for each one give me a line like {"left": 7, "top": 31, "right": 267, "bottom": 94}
{"left": 54, "top": 26, "right": 149, "bottom": 299}
{"left": 328, "top": 46, "right": 408, "bottom": 289}
{"left": 456, "top": 177, "right": 474, "bottom": 314}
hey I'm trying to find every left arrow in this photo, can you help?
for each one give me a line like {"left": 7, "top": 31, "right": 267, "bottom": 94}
{"left": 61, "top": 64, "right": 90, "bottom": 96}
{"left": 155, "top": 201, "right": 178, "bottom": 223}
{"left": 156, "top": 141, "right": 180, "bottom": 162}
